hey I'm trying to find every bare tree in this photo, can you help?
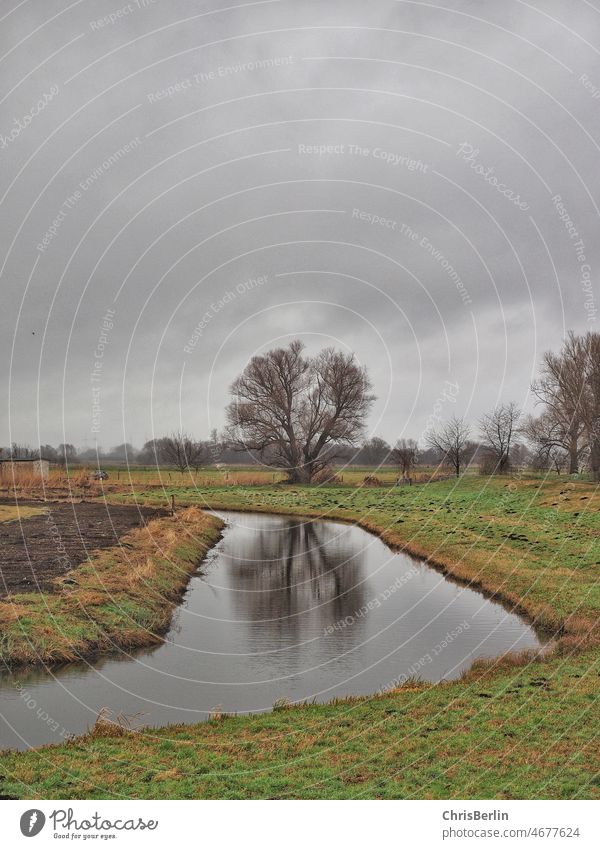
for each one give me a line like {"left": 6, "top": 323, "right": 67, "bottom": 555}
{"left": 521, "top": 410, "right": 580, "bottom": 473}
{"left": 580, "top": 332, "right": 600, "bottom": 480}
{"left": 479, "top": 402, "right": 520, "bottom": 474}
{"left": 531, "top": 332, "right": 588, "bottom": 474}
{"left": 391, "top": 438, "right": 419, "bottom": 478}
{"left": 190, "top": 440, "right": 210, "bottom": 472}
{"left": 426, "top": 416, "right": 471, "bottom": 477}
{"left": 226, "top": 340, "right": 375, "bottom": 483}
{"left": 104, "top": 443, "right": 137, "bottom": 462}
{"left": 156, "top": 432, "right": 207, "bottom": 474}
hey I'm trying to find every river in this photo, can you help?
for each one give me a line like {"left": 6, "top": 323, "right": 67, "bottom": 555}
{"left": 0, "top": 511, "right": 546, "bottom": 750}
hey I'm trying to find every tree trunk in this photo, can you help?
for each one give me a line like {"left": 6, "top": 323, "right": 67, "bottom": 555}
{"left": 590, "top": 440, "right": 600, "bottom": 481}
{"left": 286, "top": 467, "right": 312, "bottom": 484}
{"left": 498, "top": 453, "right": 510, "bottom": 474}
{"left": 568, "top": 436, "right": 579, "bottom": 475}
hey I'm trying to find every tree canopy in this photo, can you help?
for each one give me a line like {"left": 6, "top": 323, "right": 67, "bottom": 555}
{"left": 226, "top": 340, "right": 375, "bottom": 482}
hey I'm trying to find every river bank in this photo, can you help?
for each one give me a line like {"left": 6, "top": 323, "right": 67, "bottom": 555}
{"left": 0, "top": 507, "right": 223, "bottom": 667}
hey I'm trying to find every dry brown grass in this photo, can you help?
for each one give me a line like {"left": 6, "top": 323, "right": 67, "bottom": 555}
{"left": 88, "top": 707, "right": 142, "bottom": 739}
{"left": 461, "top": 648, "right": 548, "bottom": 679}
{"left": 0, "top": 505, "right": 45, "bottom": 522}
{"left": 0, "top": 602, "right": 28, "bottom": 624}
{"left": 0, "top": 464, "right": 460, "bottom": 501}
{"left": 0, "top": 507, "right": 224, "bottom": 667}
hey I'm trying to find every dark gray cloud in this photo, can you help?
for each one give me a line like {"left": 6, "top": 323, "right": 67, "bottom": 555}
{"left": 2, "top": 0, "right": 600, "bottom": 449}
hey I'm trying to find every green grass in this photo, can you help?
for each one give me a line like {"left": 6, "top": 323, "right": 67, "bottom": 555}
{"left": 0, "top": 651, "right": 598, "bottom": 799}
{"left": 1, "top": 475, "right": 600, "bottom": 799}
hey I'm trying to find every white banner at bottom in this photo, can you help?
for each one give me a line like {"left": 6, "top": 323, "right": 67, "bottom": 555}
{"left": 0, "top": 799, "right": 598, "bottom": 848}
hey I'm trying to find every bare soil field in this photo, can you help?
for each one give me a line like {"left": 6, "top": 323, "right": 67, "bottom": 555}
{"left": 0, "top": 501, "right": 165, "bottom": 597}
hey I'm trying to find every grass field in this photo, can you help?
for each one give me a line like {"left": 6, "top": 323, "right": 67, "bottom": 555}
{"left": 1, "top": 475, "right": 599, "bottom": 799}
{"left": 89, "top": 464, "right": 460, "bottom": 487}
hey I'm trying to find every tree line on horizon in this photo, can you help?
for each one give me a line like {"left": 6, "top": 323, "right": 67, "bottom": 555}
{"left": 421, "top": 330, "right": 600, "bottom": 479}
{"left": 5, "top": 332, "right": 600, "bottom": 482}
{"left": 224, "top": 332, "right": 600, "bottom": 482}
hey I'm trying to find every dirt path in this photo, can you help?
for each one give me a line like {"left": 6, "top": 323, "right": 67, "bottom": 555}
{"left": 0, "top": 501, "right": 165, "bottom": 597}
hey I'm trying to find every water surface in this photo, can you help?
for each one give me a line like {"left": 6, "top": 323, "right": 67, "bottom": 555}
{"left": 0, "top": 511, "right": 545, "bottom": 750}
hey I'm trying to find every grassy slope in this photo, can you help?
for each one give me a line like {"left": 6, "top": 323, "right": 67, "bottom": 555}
{"left": 0, "top": 508, "right": 223, "bottom": 666}
{"left": 1, "top": 476, "right": 599, "bottom": 799}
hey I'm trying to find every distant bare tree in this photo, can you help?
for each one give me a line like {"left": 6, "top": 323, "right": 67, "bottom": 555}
{"left": 9, "top": 443, "right": 39, "bottom": 459}
{"left": 156, "top": 432, "right": 207, "bottom": 474}
{"left": 57, "top": 443, "right": 78, "bottom": 467}
{"left": 39, "top": 444, "right": 58, "bottom": 463}
{"left": 462, "top": 440, "right": 483, "bottom": 467}
{"left": 137, "top": 439, "right": 161, "bottom": 466}
{"left": 510, "top": 441, "right": 531, "bottom": 470}
{"left": 207, "top": 428, "right": 224, "bottom": 465}
{"left": 479, "top": 402, "right": 520, "bottom": 474}
{"left": 391, "top": 438, "right": 419, "bottom": 477}
{"left": 190, "top": 440, "right": 210, "bottom": 472}
{"left": 356, "top": 436, "right": 391, "bottom": 466}
{"left": 104, "top": 443, "right": 137, "bottom": 462}
{"left": 227, "top": 340, "right": 375, "bottom": 483}
{"left": 426, "top": 416, "right": 471, "bottom": 477}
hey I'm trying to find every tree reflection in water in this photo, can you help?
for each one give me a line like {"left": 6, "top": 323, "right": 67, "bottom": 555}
{"left": 217, "top": 516, "right": 370, "bottom": 642}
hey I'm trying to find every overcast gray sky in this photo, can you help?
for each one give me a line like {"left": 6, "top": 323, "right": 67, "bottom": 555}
{"left": 2, "top": 0, "right": 600, "bottom": 451}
